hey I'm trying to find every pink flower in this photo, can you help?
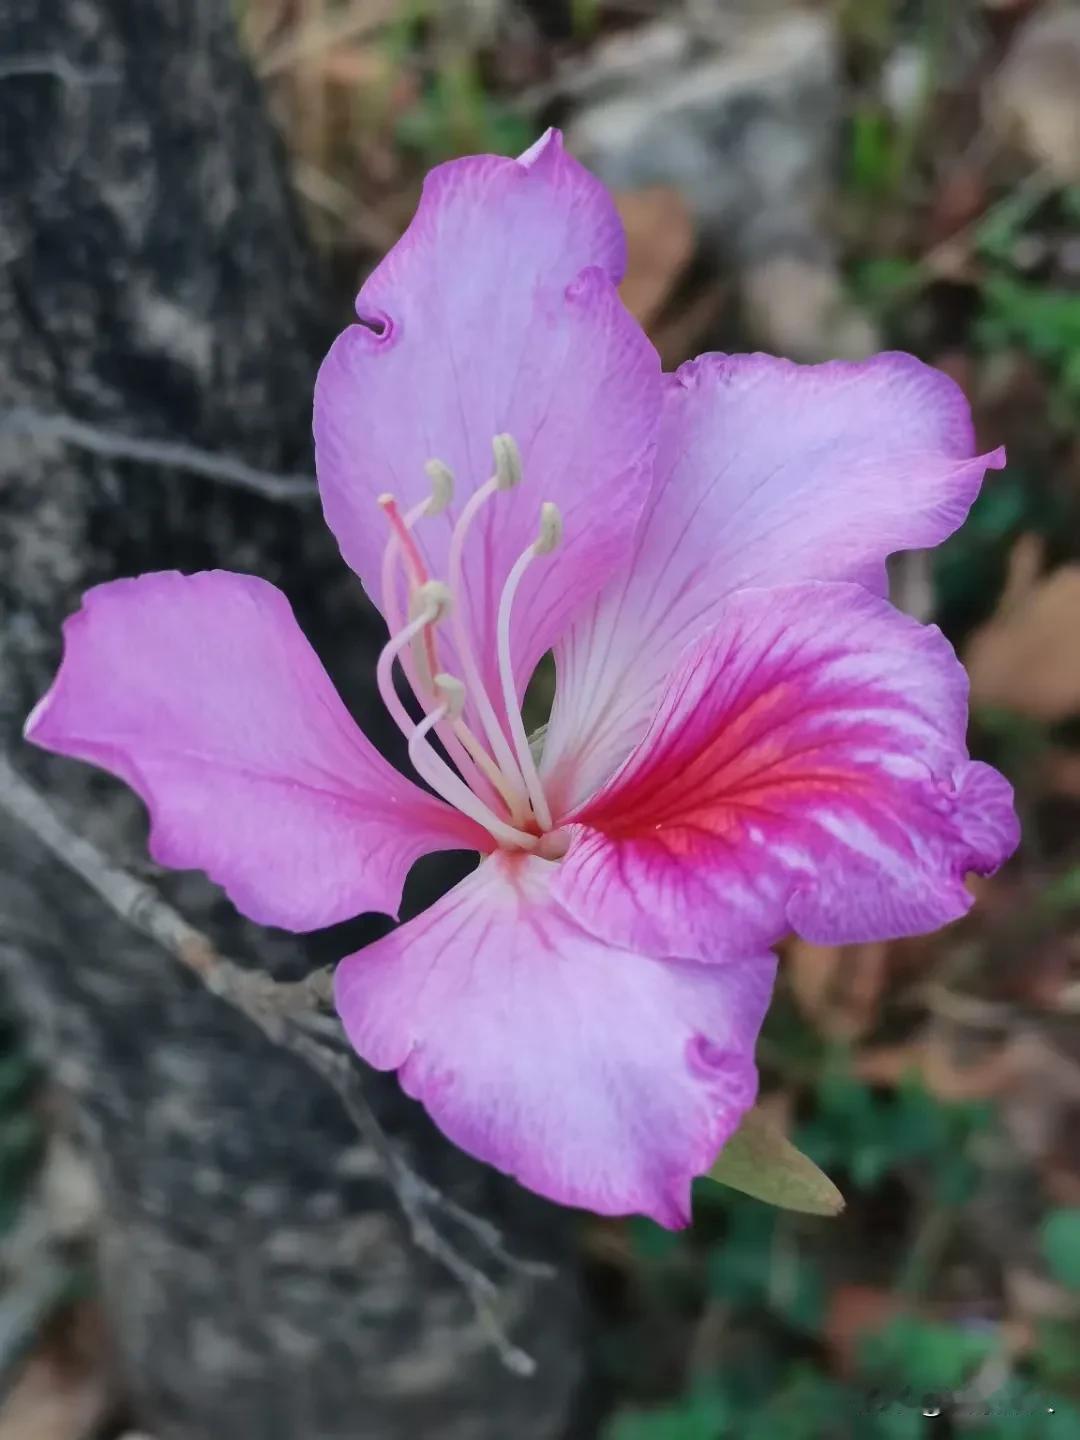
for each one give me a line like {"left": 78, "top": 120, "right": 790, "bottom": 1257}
{"left": 25, "top": 131, "right": 1018, "bottom": 1227}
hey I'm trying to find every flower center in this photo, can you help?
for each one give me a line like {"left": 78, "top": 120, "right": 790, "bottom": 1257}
{"left": 375, "top": 434, "right": 563, "bottom": 854}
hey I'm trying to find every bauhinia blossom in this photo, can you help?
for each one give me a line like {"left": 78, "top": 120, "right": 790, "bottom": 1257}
{"left": 26, "top": 131, "right": 1019, "bottom": 1227}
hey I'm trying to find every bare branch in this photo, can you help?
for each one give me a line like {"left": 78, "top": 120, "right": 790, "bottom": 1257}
{"left": 0, "top": 756, "right": 551, "bottom": 1373}
{"left": 1, "top": 408, "right": 314, "bottom": 503}
{"left": 0, "top": 56, "right": 117, "bottom": 85}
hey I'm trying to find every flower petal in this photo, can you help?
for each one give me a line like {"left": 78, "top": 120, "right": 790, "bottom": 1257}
{"left": 335, "top": 852, "right": 776, "bottom": 1226}
{"left": 313, "top": 131, "right": 660, "bottom": 734}
{"left": 542, "top": 351, "right": 1005, "bottom": 813}
{"left": 25, "top": 572, "right": 487, "bottom": 931}
{"left": 556, "top": 583, "right": 1019, "bottom": 963}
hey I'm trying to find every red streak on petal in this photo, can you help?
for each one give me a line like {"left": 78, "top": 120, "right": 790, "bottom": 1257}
{"left": 580, "top": 673, "right": 885, "bottom": 848}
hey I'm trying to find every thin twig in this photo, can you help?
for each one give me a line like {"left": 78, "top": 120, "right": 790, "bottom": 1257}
{"left": 0, "top": 756, "right": 550, "bottom": 1373}
{"left": 0, "top": 56, "right": 117, "bottom": 85}
{"left": 1, "top": 408, "right": 315, "bottom": 503}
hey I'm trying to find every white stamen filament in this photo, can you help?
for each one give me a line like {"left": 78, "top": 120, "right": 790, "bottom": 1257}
{"left": 446, "top": 450, "right": 532, "bottom": 818}
{"left": 383, "top": 465, "right": 519, "bottom": 815}
{"left": 373, "top": 433, "right": 564, "bottom": 851}
{"left": 378, "top": 490, "right": 503, "bottom": 811}
{"left": 494, "top": 503, "right": 562, "bottom": 833}
{"left": 376, "top": 593, "right": 537, "bottom": 850}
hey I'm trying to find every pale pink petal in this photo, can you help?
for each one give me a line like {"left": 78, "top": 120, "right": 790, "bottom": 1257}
{"left": 556, "top": 583, "right": 1019, "bottom": 963}
{"left": 25, "top": 572, "right": 487, "bottom": 931}
{"left": 542, "top": 351, "right": 1005, "bottom": 814}
{"left": 516, "top": 127, "right": 627, "bottom": 281}
{"left": 335, "top": 852, "right": 775, "bottom": 1226}
{"left": 313, "top": 131, "right": 659, "bottom": 737}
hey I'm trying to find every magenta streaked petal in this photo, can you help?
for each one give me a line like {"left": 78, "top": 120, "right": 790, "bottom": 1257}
{"left": 334, "top": 852, "right": 775, "bottom": 1226}
{"left": 25, "top": 572, "right": 487, "bottom": 931}
{"left": 542, "top": 350, "right": 1005, "bottom": 814}
{"left": 313, "top": 131, "right": 659, "bottom": 739}
{"left": 556, "top": 583, "right": 1019, "bottom": 963}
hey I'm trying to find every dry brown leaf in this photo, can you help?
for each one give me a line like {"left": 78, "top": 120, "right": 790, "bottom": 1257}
{"left": 741, "top": 256, "right": 879, "bottom": 362}
{"left": 0, "top": 1302, "right": 114, "bottom": 1440}
{"left": 1006, "top": 1265, "right": 1080, "bottom": 1322}
{"left": 965, "top": 542, "right": 1080, "bottom": 722}
{"left": 854, "top": 1031, "right": 1019, "bottom": 1100}
{"left": 786, "top": 939, "right": 889, "bottom": 1040}
{"left": 1039, "top": 745, "right": 1080, "bottom": 799}
{"left": 613, "top": 187, "right": 695, "bottom": 331}
{"left": 825, "top": 1285, "right": 907, "bottom": 1376}
{"left": 649, "top": 281, "right": 728, "bottom": 372}
{"left": 992, "top": 6, "right": 1080, "bottom": 185}
{"left": 320, "top": 45, "right": 392, "bottom": 86}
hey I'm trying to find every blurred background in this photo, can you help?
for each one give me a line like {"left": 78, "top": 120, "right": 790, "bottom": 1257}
{"left": 1, "top": 0, "right": 1079, "bottom": 1437}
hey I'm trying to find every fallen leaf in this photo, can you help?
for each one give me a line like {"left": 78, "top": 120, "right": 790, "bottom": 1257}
{"left": 786, "top": 939, "right": 889, "bottom": 1040}
{"left": 1006, "top": 1265, "right": 1080, "bottom": 1322}
{"left": 825, "top": 1285, "right": 907, "bottom": 1376}
{"left": 613, "top": 186, "right": 695, "bottom": 330}
{"left": 992, "top": 6, "right": 1080, "bottom": 185}
{"left": 741, "top": 256, "right": 879, "bottom": 362}
{"left": 1039, "top": 745, "right": 1080, "bottom": 799}
{"left": 965, "top": 544, "right": 1080, "bottom": 722}
{"left": 649, "top": 280, "right": 728, "bottom": 371}
{"left": 0, "top": 1301, "right": 113, "bottom": 1440}
{"left": 854, "top": 1030, "right": 1019, "bottom": 1100}
{"left": 706, "top": 1104, "right": 845, "bottom": 1216}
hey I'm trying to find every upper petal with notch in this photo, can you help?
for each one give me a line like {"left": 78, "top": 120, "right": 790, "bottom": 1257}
{"left": 313, "top": 130, "right": 660, "bottom": 735}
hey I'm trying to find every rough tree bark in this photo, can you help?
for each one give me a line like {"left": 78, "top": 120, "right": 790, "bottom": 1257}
{"left": 0, "top": 3, "right": 582, "bottom": 1436}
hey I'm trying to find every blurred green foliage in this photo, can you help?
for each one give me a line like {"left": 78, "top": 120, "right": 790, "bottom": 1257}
{"left": 381, "top": 3, "right": 532, "bottom": 162}
{"left": 602, "top": 1036, "right": 1074, "bottom": 1439}
{"left": 394, "top": 55, "right": 531, "bottom": 162}
{"left": 1040, "top": 1209, "right": 1080, "bottom": 1291}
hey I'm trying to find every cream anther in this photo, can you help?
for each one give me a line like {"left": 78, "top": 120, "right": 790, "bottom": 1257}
{"left": 410, "top": 579, "right": 452, "bottom": 623}
{"left": 492, "top": 433, "right": 523, "bottom": 491}
{"left": 433, "top": 672, "right": 466, "bottom": 720}
{"left": 534, "top": 501, "right": 562, "bottom": 556}
{"left": 423, "top": 458, "right": 455, "bottom": 514}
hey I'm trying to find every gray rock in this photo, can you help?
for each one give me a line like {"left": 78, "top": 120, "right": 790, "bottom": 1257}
{"left": 568, "top": 9, "right": 840, "bottom": 263}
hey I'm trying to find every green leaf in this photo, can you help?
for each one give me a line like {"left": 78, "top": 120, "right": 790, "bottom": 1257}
{"left": 859, "top": 1315, "right": 995, "bottom": 1393}
{"left": 1034, "top": 1319, "right": 1080, "bottom": 1383}
{"left": 705, "top": 1106, "right": 845, "bottom": 1216}
{"left": 604, "top": 1391, "right": 731, "bottom": 1440}
{"left": 1040, "top": 1208, "right": 1080, "bottom": 1290}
